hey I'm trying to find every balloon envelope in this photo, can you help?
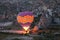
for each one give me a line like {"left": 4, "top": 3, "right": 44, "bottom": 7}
{"left": 17, "top": 11, "right": 34, "bottom": 24}
{"left": 17, "top": 11, "right": 34, "bottom": 30}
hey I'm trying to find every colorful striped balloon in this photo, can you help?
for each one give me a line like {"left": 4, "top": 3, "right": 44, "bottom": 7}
{"left": 17, "top": 11, "right": 34, "bottom": 30}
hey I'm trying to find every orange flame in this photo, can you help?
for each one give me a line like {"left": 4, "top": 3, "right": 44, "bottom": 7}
{"left": 23, "top": 26, "right": 30, "bottom": 31}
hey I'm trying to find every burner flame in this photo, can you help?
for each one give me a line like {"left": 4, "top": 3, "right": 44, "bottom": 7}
{"left": 23, "top": 26, "right": 30, "bottom": 31}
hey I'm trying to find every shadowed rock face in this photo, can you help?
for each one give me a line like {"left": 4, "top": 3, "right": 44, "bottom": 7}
{"left": 0, "top": 0, "right": 59, "bottom": 15}
{"left": 0, "top": 0, "right": 57, "bottom": 12}
{"left": 0, "top": 0, "right": 59, "bottom": 16}
{"left": 0, "top": 0, "right": 59, "bottom": 28}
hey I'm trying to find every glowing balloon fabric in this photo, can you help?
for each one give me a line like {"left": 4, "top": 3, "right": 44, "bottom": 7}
{"left": 17, "top": 15, "right": 34, "bottom": 24}
{"left": 17, "top": 11, "right": 34, "bottom": 24}
{"left": 17, "top": 11, "right": 34, "bottom": 30}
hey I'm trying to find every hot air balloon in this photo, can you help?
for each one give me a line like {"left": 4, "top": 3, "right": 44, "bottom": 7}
{"left": 17, "top": 11, "right": 34, "bottom": 32}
